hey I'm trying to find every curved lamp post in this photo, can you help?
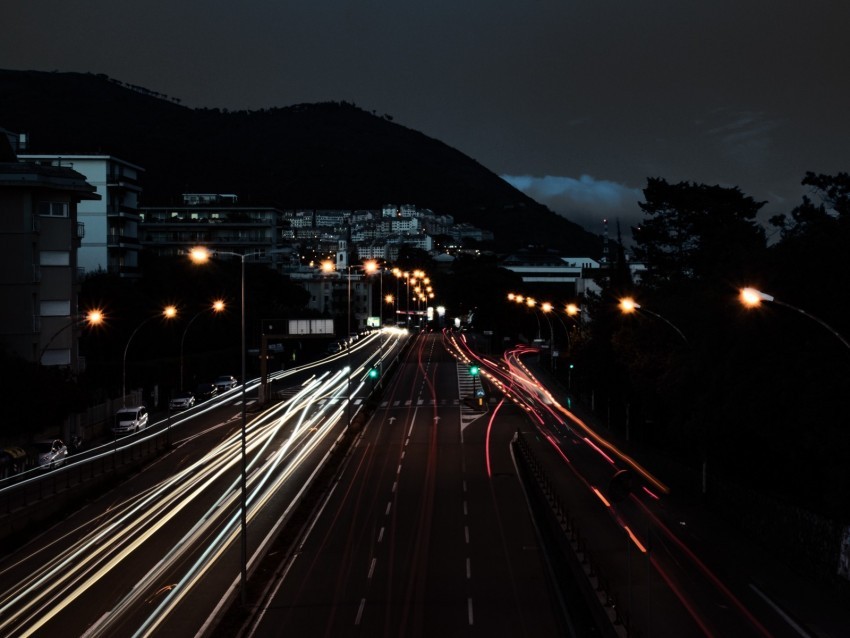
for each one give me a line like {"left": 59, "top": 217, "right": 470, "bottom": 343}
{"left": 179, "top": 299, "right": 226, "bottom": 390}
{"left": 122, "top": 305, "right": 177, "bottom": 406}
{"left": 739, "top": 287, "right": 850, "bottom": 352}
{"left": 39, "top": 308, "right": 105, "bottom": 365}
{"left": 619, "top": 297, "right": 688, "bottom": 345}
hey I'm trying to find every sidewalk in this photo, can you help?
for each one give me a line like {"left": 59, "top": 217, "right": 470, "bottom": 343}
{"left": 524, "top": 354, "right": 850, "bottom": 637}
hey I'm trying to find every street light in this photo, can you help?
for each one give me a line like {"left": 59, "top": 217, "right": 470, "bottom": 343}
{"left": 618, "top": 297, "right": 688, "bottom": 344}
{"left": 39, "top": 308, "right": 105, "bottom": 364}
{"left": 179, "top": 299, "right": 226, "bottom": 390}
{"left": 122, "top": 305, "right": 177, "bottom": 406}
{"left": 739, "top": 287, "right": 850, "bottom": 352}
{"left": 189, "top": 245, "right": 260, "bottom": 606}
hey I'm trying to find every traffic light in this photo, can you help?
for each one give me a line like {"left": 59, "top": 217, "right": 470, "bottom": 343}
{"left": 469, "top": 364, "right": 480, "bottom": 376}
{"left": 368, "top": 368, "right": 379, "bottom": 380}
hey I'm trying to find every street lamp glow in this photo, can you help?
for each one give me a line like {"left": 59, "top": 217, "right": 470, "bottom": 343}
{"left": 163, "top": 305, "right": 178, "bottom": 319}
{"left": 385, "top": 293, "right": 395, "bottom": 305}
{"left": 739, "top": 286, "right": 850, "bottom": 352}
{"left": 320, "top": 259, "right": 335, "bottom": 273}
{"left": 507, "top": 293, "right": 516, "bottom": 301}
{"left": 526, "top": 297, "right": 536, "bottom": 308}
{"left": 565, "top": 303, "right": 579, "bottom": 317}
{"left": 619, "top": 297, "right": 639, "bottom": 314}
{"left": 541, "top": 302, "right": 553, "bottom": 313}
{"left": 740, "top": 287, "right": 773, "bottom": 307}
{"left": 189, "top": 246, "right": 211, "bottom": 264}
{"left": 86, "top": 308, "right": 105, "bottom": 326}
{"left": 362, "top": 259, "right": 378, "bottom": 274}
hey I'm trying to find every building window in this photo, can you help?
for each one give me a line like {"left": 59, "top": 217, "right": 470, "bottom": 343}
{"left": 38, "top": 201, "right": 69, "bottom": 217}
{"left": 40, "top": 251, "right": 70, "bottom": 266}
{"left": 40, "top": 300, "right": 70, "bottom": 316}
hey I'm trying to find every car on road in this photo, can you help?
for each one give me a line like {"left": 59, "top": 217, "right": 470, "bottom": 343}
{"left": 214, "top": 375, "right": 238, "bottom": 391}
{"left": 195, "top": 383, "right": 218, "bottom": 402}
{"left": 327, "top": 341, "right": 342, "bottom": 354}
{"left": 112, "top": 405, "right": 149, "bottom": 435}
{"left": 33, "top": 439, "right": 68, "bottom": 470}
{"left": 169, "top": 391, "right": 195, "bottom": 411}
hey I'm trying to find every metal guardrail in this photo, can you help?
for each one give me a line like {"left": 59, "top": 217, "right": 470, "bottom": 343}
{"left": 0, "top": 428, "right": 170, "bottom": 546}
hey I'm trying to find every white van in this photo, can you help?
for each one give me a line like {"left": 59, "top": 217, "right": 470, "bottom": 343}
{"left": 113, "top": 406, "right": 149, "bottom": 435}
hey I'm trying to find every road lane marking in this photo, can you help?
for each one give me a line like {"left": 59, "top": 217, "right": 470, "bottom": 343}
{"left": 468, "top": 598, "right": 474, "bottom": 625}
{"left": 355, "top": 598, "right": 366, "bottom": 625}
{"left": 465, "top": 526, "right": 470, "bottom": 543}
{"left": 385, "top": 502, "right": 392, "bottom": 516}
{"left": 378, "top": 527, "right": 384, "bottom": 543}
{"left": 749, "top": 584, "right": 812, "bottom": 637}
{"left": 466, "top": 558, "right": 471, "bottom": 579}
{"left": 368, "top": 557, "right": 377, "bottom": 579}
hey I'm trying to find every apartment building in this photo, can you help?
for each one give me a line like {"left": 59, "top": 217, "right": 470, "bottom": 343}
{"left": 19, "top": 154, "right": 145, "bottom": 278}
{"left": 139, "top": 194, "right": 286, "bottom": 267}
{"left": 1, "top": 133, "right": 100, "bottom": 369}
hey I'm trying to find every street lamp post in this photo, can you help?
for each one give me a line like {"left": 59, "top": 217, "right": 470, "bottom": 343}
{"left": 180, "top": 299, "right": 226, "bottom": 391}
{"left": 619, "top": 297, "right": 688, "bottom": 345}
{"left": 740, "top": 287, "right": 850, "bottom": 352}
{"left": 122, "top": 305, "right": 177, "bottom": 406}
{"left": 190, "top": 246, "right": 262, "bottom": 606}
{"left": 39, "top": 308, "right": 105, "bottom": 365}
{"left": 540, "top": 302, "right": 559, "bottom": 369}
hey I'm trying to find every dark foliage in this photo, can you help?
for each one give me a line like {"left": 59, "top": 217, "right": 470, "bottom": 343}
{"left": 574, "top": 174, "right": 850, "bottom": 521}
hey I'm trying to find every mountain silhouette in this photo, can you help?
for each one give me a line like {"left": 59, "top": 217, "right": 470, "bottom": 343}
{"left": 1, "top": 69, "right": 600, "bottom": 253}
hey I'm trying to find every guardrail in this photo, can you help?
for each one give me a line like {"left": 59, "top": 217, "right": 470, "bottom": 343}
{"left": 0, "top": 428, "right": 170, "bottom": 548}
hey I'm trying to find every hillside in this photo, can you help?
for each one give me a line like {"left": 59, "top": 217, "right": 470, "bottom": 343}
{"left": 0, "top": 69, "right": 601, "bottom": 254}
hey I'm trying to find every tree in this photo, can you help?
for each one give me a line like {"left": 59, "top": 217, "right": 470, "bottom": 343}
{"left": 770, "top": 171, "right": 850, "bottom": 240}
{"left": 632, "top": 178, "right": 766, "bottom": 290}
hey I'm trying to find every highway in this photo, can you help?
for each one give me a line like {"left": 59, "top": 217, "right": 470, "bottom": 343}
{"left": 3, "top": 325, "right": 828, "bottom": 637}
{"left": 242, "top": 331, "right": 570, "bottom": 637}
{"left": 0, "top": 329, "right": 406, "bottom": 637}
{"left": 452, "top": 336, "right": 831, "bottom": 637}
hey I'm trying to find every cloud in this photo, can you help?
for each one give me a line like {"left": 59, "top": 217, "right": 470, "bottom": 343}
{"left": 502, "top": 174, "right": 643, "bottom": 234}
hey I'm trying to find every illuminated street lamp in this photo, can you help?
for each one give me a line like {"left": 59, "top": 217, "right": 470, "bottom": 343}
{"left": 39, "top": 308, "right": 105, "bottom": 365}
{"left": 179, "top": 299, "right": 226, "bottom": 390}
{"left": 739, "top": 287, "right": 850, "bottom": 351}
{"left": 189, "top": 245, "right": 263, "bottom": 606}
{"left": 618, "top": 297, "right": 688, "bottom": 344}
{"left": 122, "top": 305, "right": 178, "bottom": 406}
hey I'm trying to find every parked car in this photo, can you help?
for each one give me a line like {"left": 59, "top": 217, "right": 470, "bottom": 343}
{"left": 169, "top": 391, "right": 195, "bottom": 411}
{"left": 195, "top": 383, "right": 218, "bottom": 402}
{"left": 112, "top": 405, "right": 149, "bottom": 435}
{"left": 327, "top": 341, "right": 343, "bottom": 354}
{"left": 33, "top": 439, "right": 67, "bottom": 470}
{"left": 214, "top": 375, "right": 238, "bottom": 391}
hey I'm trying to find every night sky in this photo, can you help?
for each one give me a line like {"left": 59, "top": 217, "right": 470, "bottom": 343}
{"left": 4, "top": 1, "right": 848, "bottom": 235}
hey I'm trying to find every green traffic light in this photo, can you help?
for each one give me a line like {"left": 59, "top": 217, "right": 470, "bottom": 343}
{"left": 368, "top": 368, "right": 379, "bottom": 379}
{"left": 469, "top": 365, "right": 480, "bottom": 376}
